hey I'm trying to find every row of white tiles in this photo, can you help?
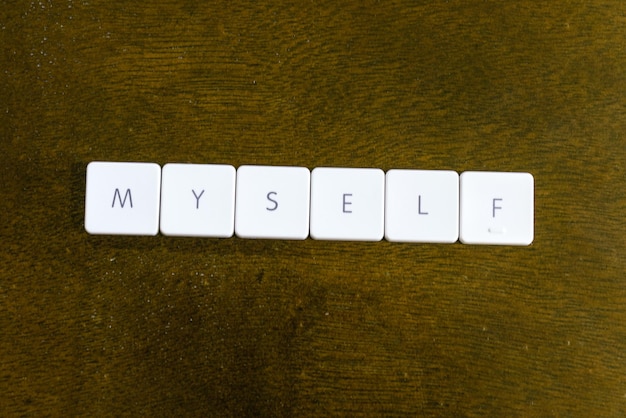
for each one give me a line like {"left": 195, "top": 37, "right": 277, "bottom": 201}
{"left": 84, "top": 162, "right": 534, "bottom": 245}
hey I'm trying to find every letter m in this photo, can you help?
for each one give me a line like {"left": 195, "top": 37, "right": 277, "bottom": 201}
{"left": 112, "top": 188, "right": 133, "bottom": 208}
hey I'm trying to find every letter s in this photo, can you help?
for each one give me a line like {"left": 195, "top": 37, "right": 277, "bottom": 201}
{"left": 266, "top": 191, "right": 278, "bottom": 211}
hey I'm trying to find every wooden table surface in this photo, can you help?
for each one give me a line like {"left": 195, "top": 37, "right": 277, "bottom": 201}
{"left": 2, "top": 1, "right": 626, "bottom": 416}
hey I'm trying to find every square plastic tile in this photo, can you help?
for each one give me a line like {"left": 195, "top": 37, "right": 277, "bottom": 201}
{"left": 235, "top": 165, "right": 310, "bottom": 240}
{"left": 310, "top": 167, "right": 385, "bottom": 241}
{"left": 85, "top": 161, "right": 161, "bottom": 235}
{"left": 460, "top": 171, "right": 534, "bottom": 245}
{"left": 160, "top": 163, "right": 236, "bottom": 237}
{"left": 385, "top": 169, "right": 459, "bottom": 243}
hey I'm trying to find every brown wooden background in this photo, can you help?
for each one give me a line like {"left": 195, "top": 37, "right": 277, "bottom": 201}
{"left": 2, "top": 1, "right": 626, "bottom": 416}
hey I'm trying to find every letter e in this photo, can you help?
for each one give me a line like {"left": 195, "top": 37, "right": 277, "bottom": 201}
{"left": 343, "top": 193, "right": 352, "bottom": 213}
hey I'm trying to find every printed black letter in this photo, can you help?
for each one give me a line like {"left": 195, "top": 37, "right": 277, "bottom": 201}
{"left": 492, "top": 198, "right": 503, "bottom": 217}
{"left": 343, "top": 193, "right": 352, "bottom": 213}
{"left": 418, "top": 195, "right": 428, "bottom": 215}
{"left": 266, "top": 191, "right": 278, "bottom": 211}
{"left": 112, "top": 188, "right": 133, "bottom": 208}
{"left": 192, "top": 189, "right": 205, "bottom": 209}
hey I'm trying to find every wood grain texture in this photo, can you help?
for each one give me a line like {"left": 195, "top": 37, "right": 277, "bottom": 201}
{"left": 1, "top": 1, "right": 625, "bottom": 416}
